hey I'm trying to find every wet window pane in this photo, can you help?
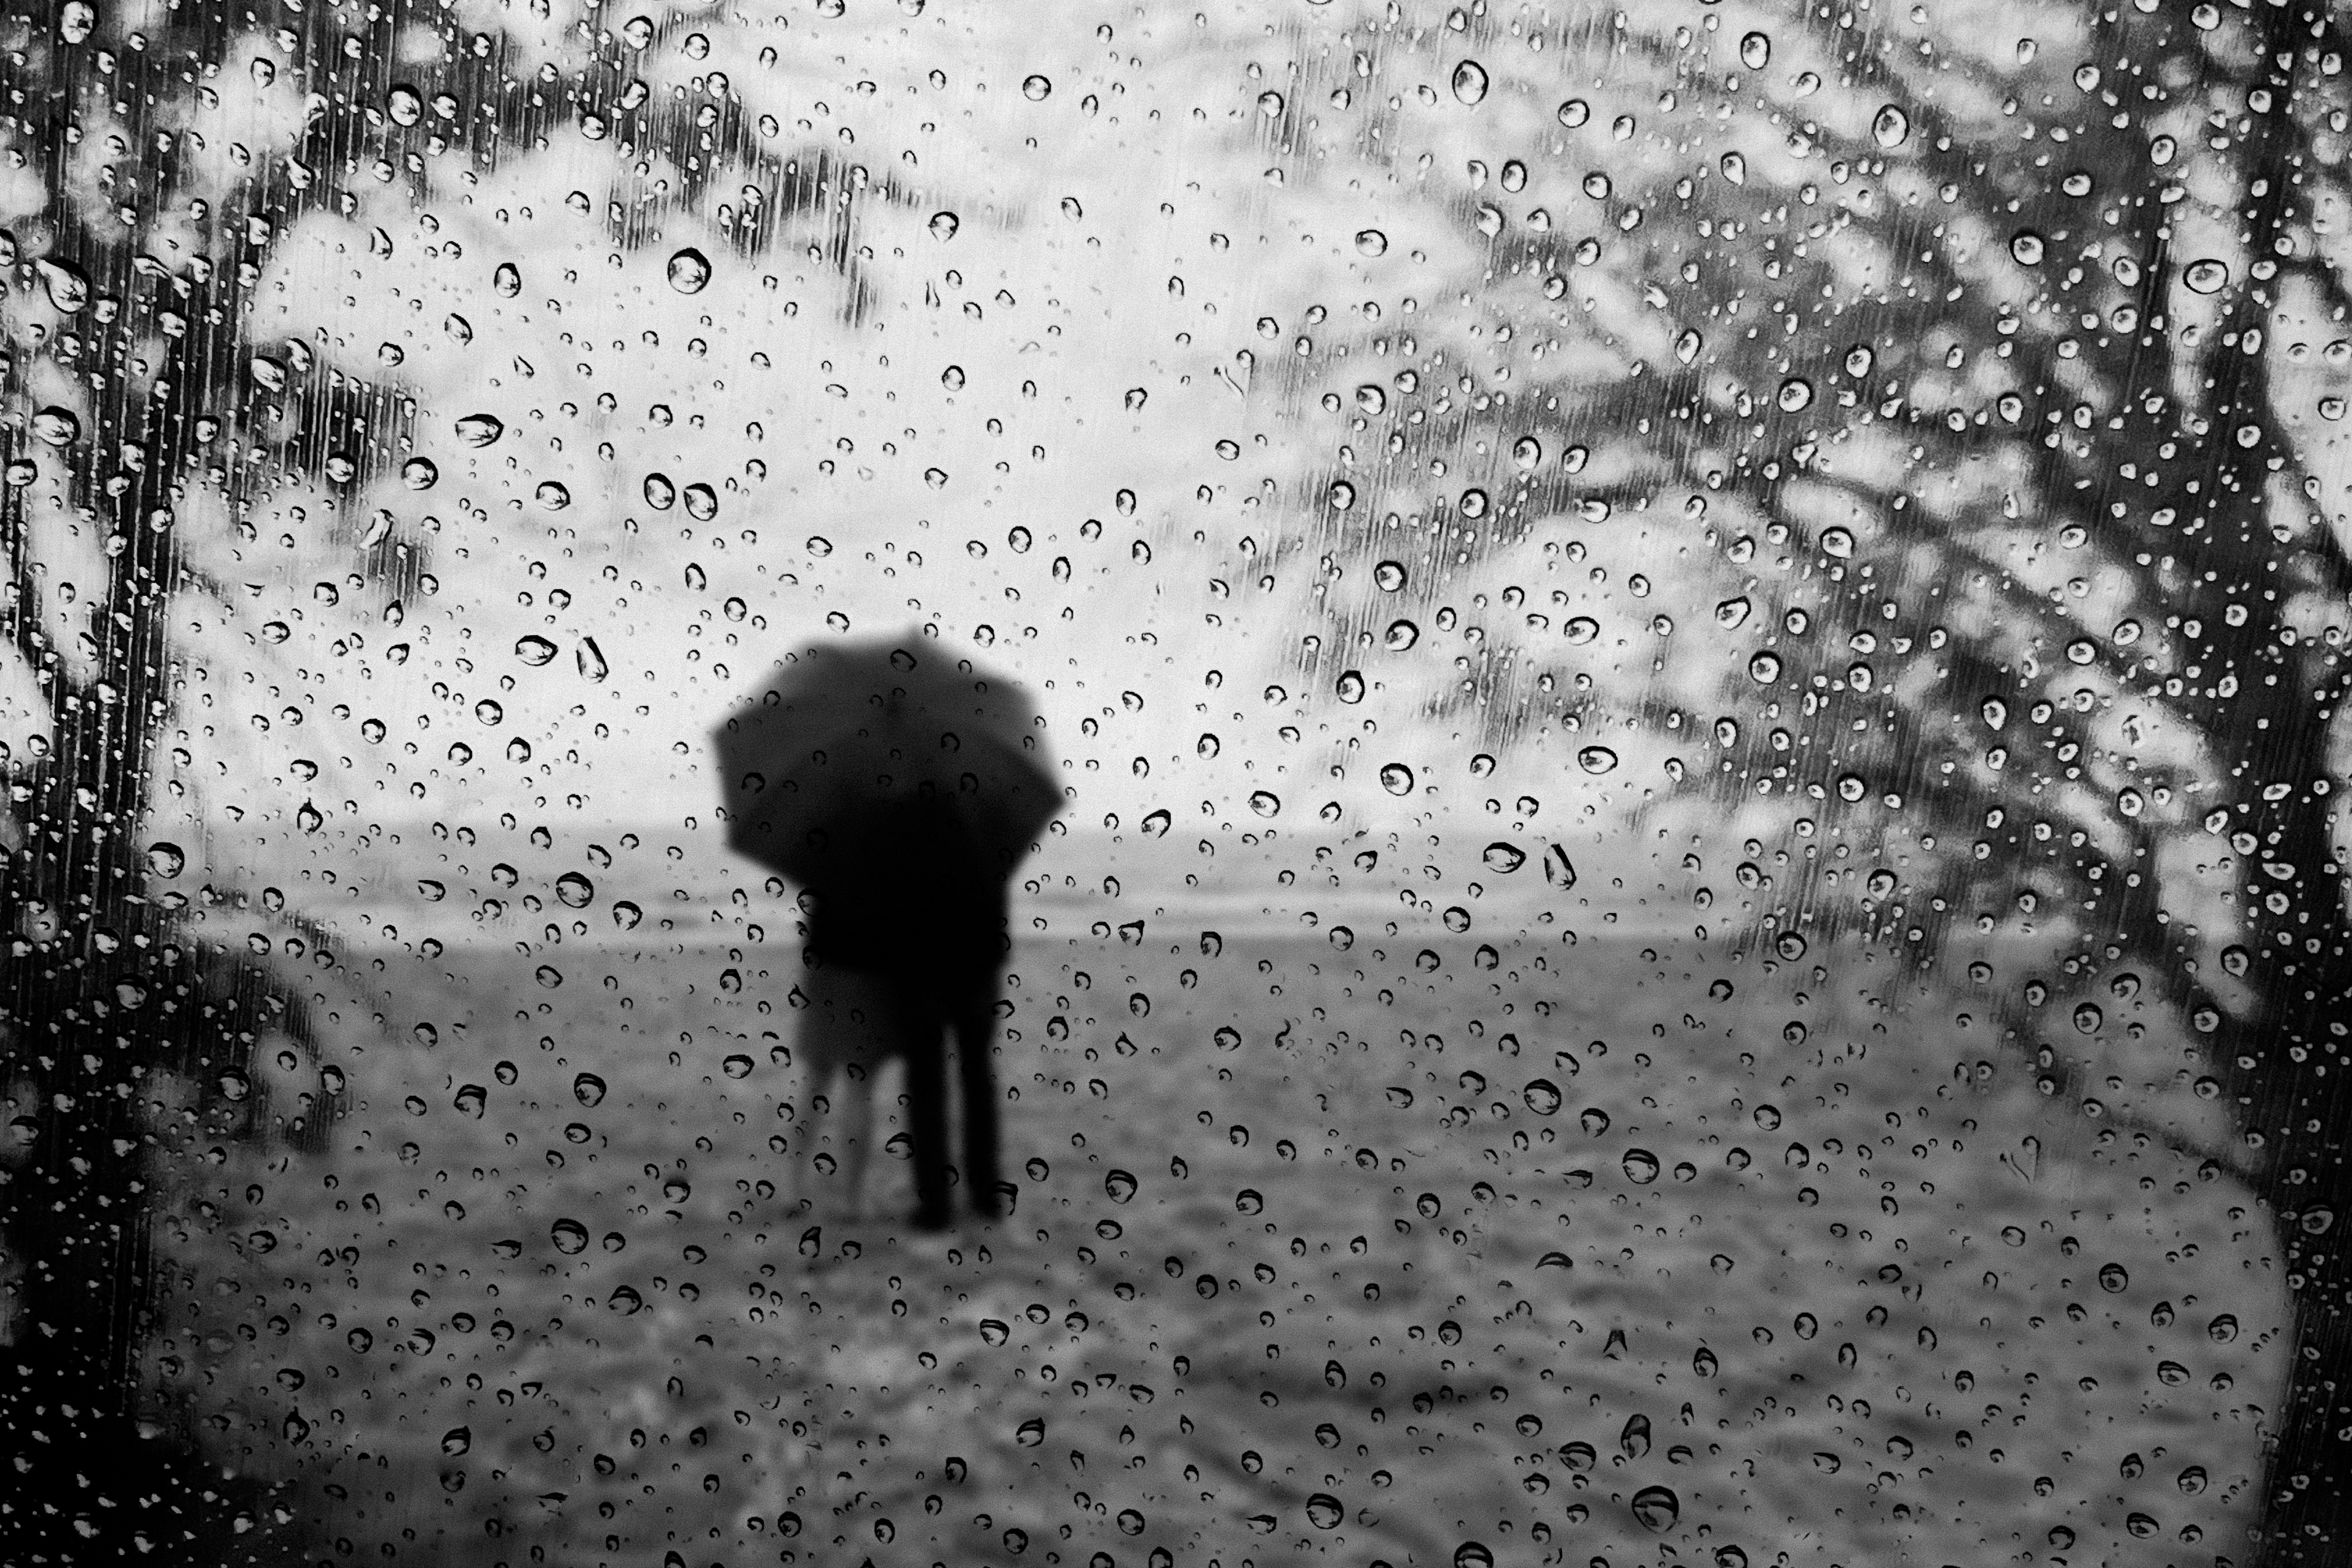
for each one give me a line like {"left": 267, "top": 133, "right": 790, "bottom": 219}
{"left": 4, "top": 0, "right": 2346, "bottom": 1563}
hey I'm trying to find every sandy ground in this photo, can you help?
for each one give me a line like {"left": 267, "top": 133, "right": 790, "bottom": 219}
{"left": 146, "top": 920, "right": 2286, "bottom": 1568}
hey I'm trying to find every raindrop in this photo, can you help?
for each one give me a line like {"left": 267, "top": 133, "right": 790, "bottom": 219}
{"left": 1714, "top": 596, "right": 1751, "bottom": 629}
{"left": 2097, "top": 1262, "right": 2130, "bottom": 1292}
{"left": 1563, "top": 617, "right": 1598, "bottom": 644}
{"left": 1748, "top": 651, "right": 1783, "bottom": 684}
{"left": 1380, "top": 763, "right": 1416, "bottom": 796}
{"left": 1575, "top": 746, "right": 1618, "bottom": 775}
{"left": 1355, "top": 384, "right": 1388, "bottom": 414}
{"left": 684, "top": 483, "right": 718, "bottom": 521}
{"left": 2010, "top": 231, "right": 2046, "bottom": 266}
{"left": 556, "top": 873, "right": 595, "bottom": 908}
{"left": 1622, "top": 1149, "right": 1661, "bottom": 1183}
{"left": 1871, "top": 103, "right": 1909, "bottom": 148}
{"left": 1522, "top": 1079, "right": 1561, "bottom": 1115}
{"left": 1819, "top": 526, "right": 1855, "bottom": 558}
{"left": 1738, "top": 31, "right": 1769, "bottom": 67}
{"left": 577, "top": 637, "right": 610, "bottom": 682}
{"left": 667, "top": 247, "right": 712, "bottom": 293}
{"left": 455, "top": 413, "right": 504, "bottom": 448}
{"left": 1558, "top": 98, "right": 1589, "bottom": 127}
{"left": 1777, "top": 378, "right": 1814, "bottom": 412}
{"left": 515, "top": 635, "right": 558, "bottom": 667}
{"left": 1305, "top": 1495, "right": 1343, "bottom": 1530}
{"left": 148, "top": 843, "right": 186, "bottom": 879}
{"left": 1021, "top": 74, "right": 1051, "bottom": 100}
{"left": 1483, "top": 842, "right": 1526, "bottom": 873}
{"left": 493, "top": 262, "right": 521, "bottom": 296}
{"left": 388, "top": 84, "right": 425, "bottom": 125}
{"left": 551, "top": 1219, "right": 589, "bottom": 1254}
{"left": 402, "top": 457, "right": 439, "bottom": 489}
{"left": 1631, "top": 1486, "right": 1681, "bottom": 1531}
{"left": 32, "top": 408, "right": 80, "bottom": 447}
{"left": 612, "top": 900, "right": 643, "bottom": 929}
{"left": 1450, "top": 59, "right": 1489, "bottom": 105}
{"left": 58, "top": 0, "right": 95, "bottom": 41}
{"left": 1384, "top": 619, "right": 1419, "bottom": 651}
{"left": 2182, "top": 258, "right": 2230, "bottom": 295}
{"left": 38, "top": 258, "right": 89, "bottom": 313}
{"left": 573, "top": 1073, "right": 607, "bottom": 1107}
{"left": 1513, "top": 435, "right": 1542, "bottom": 468}
{"left": 929, "top": 212, "right": 960, "bottom": 241}
{"left": 534, "top": 480, "right": 571, "bottom": 510}
{"left": 1374, "top": 560, "right": 1407, "bottom": 592}
{"left": 1248, "top": 791, "right": 1281, "bottom": 817}
{"left": 1355, "top": 228, "right": 1389, "bottom": 257}
{"left": 1719, "top": 151, "right": 1746, "bottom": 184}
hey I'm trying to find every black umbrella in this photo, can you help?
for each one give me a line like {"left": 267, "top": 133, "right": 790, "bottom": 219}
{"left": 712, "top": 628, "right": 1062, "bottom": 890}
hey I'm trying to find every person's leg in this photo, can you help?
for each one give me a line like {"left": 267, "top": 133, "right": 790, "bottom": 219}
{"left": 903, "top": 1001, "right": 950, "bottom": 1232}
{"left": 953, "top": 970, "right": 1004, "bottom": 1218}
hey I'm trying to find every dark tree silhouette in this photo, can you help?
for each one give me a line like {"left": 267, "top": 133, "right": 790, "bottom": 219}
{"left": 1264, "top": 1, "right": 2352, "bottom": 1560}
{"left": 0, "top": 0, "right": 885, "bottom": 1554}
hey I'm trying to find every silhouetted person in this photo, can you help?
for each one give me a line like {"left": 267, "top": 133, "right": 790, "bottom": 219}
{"left": 715, "top": 628, "right": 1059, "bottom": 1233}
{"left": 793, "top": 794, "right": 1008, "bottom": 1230}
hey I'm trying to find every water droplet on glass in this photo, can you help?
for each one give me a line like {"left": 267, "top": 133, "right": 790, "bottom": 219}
{"left": 1450, "top": 59, "right": 1489, "bottom": 105}
{"left": 1305, "top": 1494, "right": 1343, "bottom": 1529}
{"left": 2182, "top": 257, "right": 2230, "bottom": 295}
{"left": 1021, "top": 74, "right": 1051, "bottom": 100}
{"left": 572, "top": 1073, "right": 607, "bottom": 1107}
{"left": 38, "top": 258, "right": 89, "bottom": 313}
{"left": 1355, "top": 228, "right": 1388, "bottom": 256}
{"left": 534, "top": 480, "right": 571, "bottom": 510}
{"left": 515, "top": 635, "right": 558, "bottom": 667}
{"left": 1374, "top": 560, "right": 1407, "bottom": 592}
{"left": 1483, "top": 842, "right": 1526, "bottom": 873}
{"left": 148, "top": 842, "right": 186, "bottom": 878}
{"left": 1248, "top": 790, "right": 1281, "bottom": 817}
{"left": 1354, "top": 383, "right": 1387, "bottom": 414}
{"left": 402, "top": 456, "right": 438, "bottom": 490}
{"left": 1564, "top": 617, "right": 1599, "bottom": 644}
{"left": 667, "top": 247, "right": 712, "bottom": 293}
{"left": 1631, "top": 1486, "right": 1681, "bottom": 1531}
{"left": 1522, "top": 1079, "right": 1561, "bottom": 1115}
{"left": 1748, "top": 651, "right": 1783, "bottom": 684}
{"left": 551, "top": 1219, "right": 589, "bottom": 1254}
{"left": 1777, "top": 377, "right": 1814, "bottom": 412}
{"left": 2010, "top": 231, "right": 2046, "bottom": 266}
{"left": 929, "top": 211, "right": 960, "bottom": 241}
{"left": 1719, "top": 151, "right": 1746, "bottom": 184}
{"left": 1872, "top": 103, "right": 1909, "bottom": 148}
{"left": 612, "top": 900, "right": 643, "bottom": 929}
{"left": 387, "top": 83, "right": 424, "bottom": 125}
{"left": 32, "top": 407, "right": 80, "bottom": 447}
{"left": 58, "top": 1, "right": 95, "bottom": 42}
{"left": 1336, "top": 671, "right": 1366, "bottom": 704}
{"left": 1715, "top": 596, "right": 1751, "bottom": 629}
{"left": 1378, "top": 763, "right": 1416, "bottom": 796}
{"left": 1384, "top": 619, "right": 1419, "bottom": 651}
{"left": 556, "top": 873, "right": 595, "bottom": 908}
{"left": 1738, "top": 31, "right": 1770, "bottom": 68}
{"left": 1328, "top": 480, "right": 1356, "bottom": 510}
{"left": 1622, "top": 1149, "right": 1661, "bottom": 1183}
{"left": 455, "top": 413, "right": 503, "bottom": 448}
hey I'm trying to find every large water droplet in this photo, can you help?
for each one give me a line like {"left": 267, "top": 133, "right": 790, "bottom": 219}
{"left": 1379, "top": 762, "right": 1416, "bottom": 796}
{"left": 1021, "top": 74, "right": 1051, "bottom": 100}
{"left": 1738, "top": 31, "right": 1770, "bottom": 68}
{"left": 1483, "top": 842, "right": 1526, "bottom": 873}
{"left": 551, "top": 1218, "right": 589, "bottom": 1254}
{"left": 667, "top": 247, "right": 712, "bottom": 293}
{"left": 556, "top": 872, "right": 595, "bottom": 908}
{"left": 2182, "top": 257, "right": 2230, "bottom": 295}
{"left": 455, "top": 413, "right": 503, "bottom": 448}
{"left": 1871, "top": 103, "right": 1909, "bottom": 148}
{"left": 929, "top": 211, "right": 960, "bottom": 241}
{"left": 1450, "top": 59, "right": 1489, "bottom": 105}
{"left": 1336, "top": 671, "right": 1366, "bottom": 703}
{"left": 1575, "top": 746, "right": 1618, "bottom": 774}
{"left": 1631, "top": 1486, "right": 1681, "bottom": 1531}
{"left": 1374, "top": 560, "right": 1407, "bottom": 592}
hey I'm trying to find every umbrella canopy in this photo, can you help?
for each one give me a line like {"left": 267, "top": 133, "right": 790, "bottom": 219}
{"left": 711, "top": 628, "right": 1062, "bottom": 889}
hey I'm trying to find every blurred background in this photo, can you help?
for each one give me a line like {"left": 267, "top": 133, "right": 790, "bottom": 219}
{"left": 2, "top": 0, "right": 2348, "bottom": 1563}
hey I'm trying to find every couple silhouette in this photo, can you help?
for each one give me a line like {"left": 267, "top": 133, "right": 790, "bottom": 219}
{"left": 713, "top": 630, "right": 1059, "bottom": 1232}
